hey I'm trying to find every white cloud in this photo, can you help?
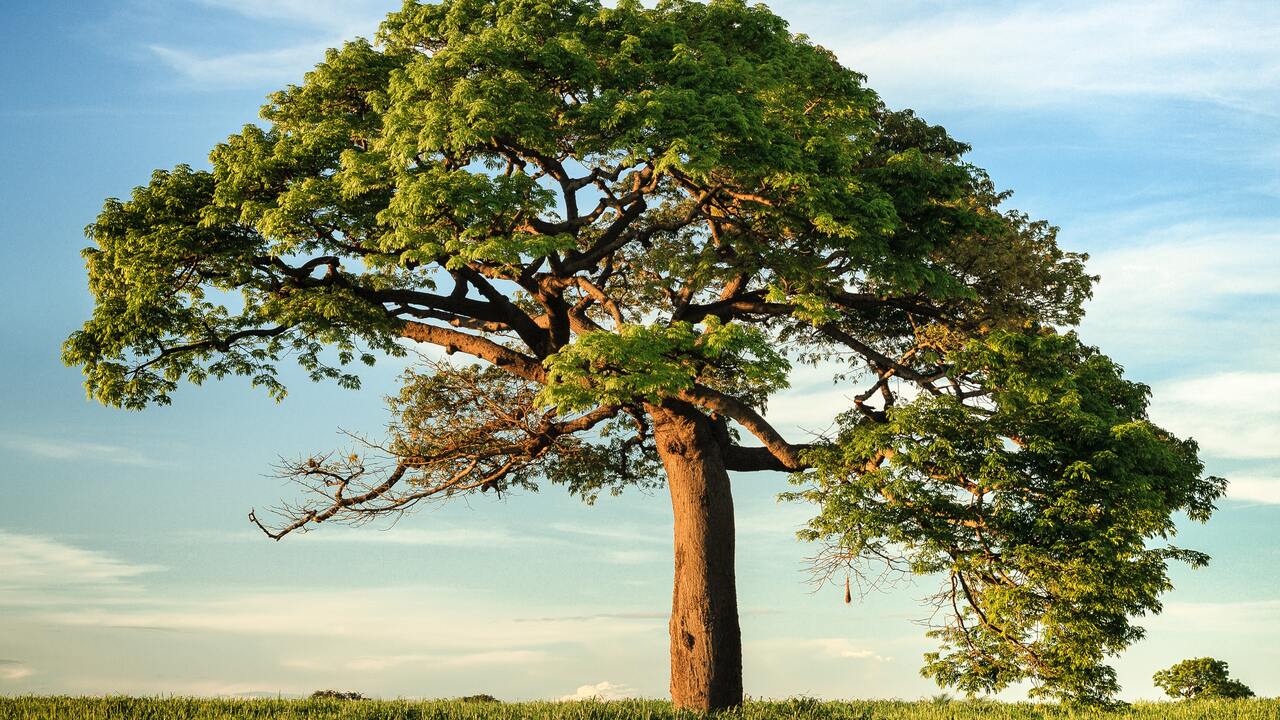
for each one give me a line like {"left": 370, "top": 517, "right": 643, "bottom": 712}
{"left": 745, "top": 636, "right": 893, "bottom": 667}
{"left": 0, "top": 660, "right": 32, "bottom": 681}
{"left": 2, "top": 434, "right": 159, "bottom": 467}
{"left": 57, "top": 676, "right": 308, "bottom": 698}
{"left": 559, "top": 680, "right": 637, "bottom": 701}
{"left": 1148, "top": 600, "right": 1280, "bottom": 635}
{"left": 1085, "top": 223, "right": 1280, "bottom": 315}
{"left": 515, "top": 611, "right": 666, "bottom": 623}
{"left": 602, "top": 549, "right": 667, "bottom": 565}
{"left": 0, "top": 530, "right": 160, "bottom": 601}
{"left": 761, "top": 387, "right": 848, "bottom": 433}
{"left": 1147, "top": 372, "right": 1280, "bottom": 461}
{"left": 815, "top": 0, "right": 1280, "bottom": 113}
{"left": 145, "top": 0, "right": 391, "bottom": 89}
{"left": 303, "top": 526, "right": 523, "bottom": 547}
{"left": 38, "top": 585, "right": 663, "bottom": 649}
{"left": 301, "top": 522, "right": 673, "bottom": 561}
{"left": 195, "top": 0, "right": 389, "bottom": 34}
{"left": 149, "top": 42, "right": 339, "bottom": 89}
{"left": 1224, "top": 474, "right": 1280, "bottom": 505}
{"left": 15, "top": 574, "right": 666, "bottom": 696}
{"left": 283, "top": 649, "right": 546, "bottom": 673}
{"left": 143, "top": 0, "right": 1280, "bottom": 111}
{"left": 807, "top": 638, "right": 891, "bottom": 663}
{"left": 548, "top": 523, "right": 669, "bottom": 546}
{"left": 1077, "top": 219, "right": 1280, "bottom": 373}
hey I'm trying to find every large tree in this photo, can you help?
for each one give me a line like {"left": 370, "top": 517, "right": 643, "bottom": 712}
{"left": 65, "top": 0, "right": 1224, "bottom": 709}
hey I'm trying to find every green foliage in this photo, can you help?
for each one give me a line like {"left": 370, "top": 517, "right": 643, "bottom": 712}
{"left": 1154, "top": 658, "right": 1255, "bottom": 700}
{"left": 65, "top": 0, "right": 1090, "bottom": 410}
{"left": 539, "top": 319, "right": 788, "bottom": 412}
{"left": 62, "top": 162, "right": 402, "bottom": 408}
{"left": 786, "top": 330, "right": 1225, "bottom": 705}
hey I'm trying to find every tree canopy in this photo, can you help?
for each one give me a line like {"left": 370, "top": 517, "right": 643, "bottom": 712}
{"left": 1153, "top": 658, "right": 1255, "bottom": 701}
{"left": 65, "top": 0, "right": 1224, "bottom": 707}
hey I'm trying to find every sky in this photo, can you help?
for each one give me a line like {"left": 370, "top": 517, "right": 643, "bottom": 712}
{"left": 1, "top": 0, "right": 1278, "bottom": 703}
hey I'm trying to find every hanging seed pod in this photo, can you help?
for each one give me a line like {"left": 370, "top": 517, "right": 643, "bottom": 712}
{"left": 844, "top": 576, "right": 852, "bottom": 604}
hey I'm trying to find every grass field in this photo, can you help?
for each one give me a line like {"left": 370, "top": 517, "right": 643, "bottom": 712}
{"left": 1, "top": 697, "right": 1277, "bottom": 719}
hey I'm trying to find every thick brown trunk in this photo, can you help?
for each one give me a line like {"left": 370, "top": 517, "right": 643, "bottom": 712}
{"left": 648, "top": 401, "right": 743, "bottom": 711}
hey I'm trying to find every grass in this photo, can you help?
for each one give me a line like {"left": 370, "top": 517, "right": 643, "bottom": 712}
{"left": 0, "top": 697, "right": 1277, "bottom": 720}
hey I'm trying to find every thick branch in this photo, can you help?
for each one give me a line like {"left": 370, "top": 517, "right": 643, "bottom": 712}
{"left": 260, "top": 254, "right": 550, "bottom": 356}
{"left": 721, "top": 443, "right": 810, "bottom": 472}
{"left": 400, "top": 321, "right": 546, "bottom": 382}
{"left": 677, "top": 384, "right": 807, "bottom": 470}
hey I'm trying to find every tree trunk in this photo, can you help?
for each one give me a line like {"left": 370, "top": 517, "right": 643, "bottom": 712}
{"left": 648, "top": 401, "right": 743, "bottom": 711}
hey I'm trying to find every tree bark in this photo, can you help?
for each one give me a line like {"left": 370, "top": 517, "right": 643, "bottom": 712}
{"left": 648, "top": 401, "right": 743, "bottom": 711}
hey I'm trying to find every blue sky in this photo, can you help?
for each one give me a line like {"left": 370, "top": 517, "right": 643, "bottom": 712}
{"left": 1, "top": 0, "right": 1277, "bottom": 702}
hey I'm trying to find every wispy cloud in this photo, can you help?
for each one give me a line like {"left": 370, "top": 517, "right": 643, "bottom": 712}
{"left": 1078, "top": 218, "right": 1280, "bottom": 375}
{"left": 559, "top": 680, "right": 638, "bottom": 701}
{"left": 1085, "top": 222, "right": 1280, "bottom": 314}
{"left": 816, "top": 0, "right": 1280, "bottom": 114}
{"left": 0, "top": 529, "right": 160, "bottom": 605}
{"left": 38, "top": 585, "right": 664, "bottom": 649}
{"left": 761, "top": 387, "right": 847, "bottom": 433}
{"left": 807, "top": 638, "right": 892, "bottom": 663}
{"left": 144, "top": 0, "right": 391, "bottom": 89}
{"left": 303, "top": 526, "right": 523, "bottom": 547}
{"left": 1148, "top": 372, "right": 1280, "bottom": 461}
{"left": 1222, "top": 474, "right": 1280, "bottom": 505}
{"left": 0, "top": 660, "right": 32, "bottom": 682}
{"left": 2, "top": 434, "right": 160, "bottom": 467}
{"left": 52, "top": 676, "right": 308, "bottom": 698}
{"left": 548, "top": 523, "right": 669, "bottom": 546}
{"left": 516, "top": 611, "right": 667, "bottom": 624}
{"left": 601, "top": 549, "right": 666, "bottom": 564}
{"left": 148, "top": 42, "right": 339, "bottom": 89}
{"left": 195, "top": 0, "right": 389, "bottom": 33}
{"left": 1148, "top": 599, "right": 1280, "bottom": 635}
{"left": 283, "top": 649, "right": 547, "bottom": 673}
{"left": 28, "top": 584, "right": 663, "bottom": 698}
{"left": 197, "top": 517, "right": 679, "bottom": 563}
{"left": 748, "top": 636, "right": 893, "bottom": 665}
{"left": 263, "top": 520, "right": 667, "bottom": 557}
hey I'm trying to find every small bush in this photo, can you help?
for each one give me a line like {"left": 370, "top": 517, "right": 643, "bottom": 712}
{"left": 458, "top": 694, "right": 500, "bottom": 703}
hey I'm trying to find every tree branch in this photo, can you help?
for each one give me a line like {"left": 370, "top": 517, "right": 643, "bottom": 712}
{"left": 676, "top": 384, "right": 807, "bottom": 470}
{"left": 400, "top": 321, "right": 546, "bottom": 383}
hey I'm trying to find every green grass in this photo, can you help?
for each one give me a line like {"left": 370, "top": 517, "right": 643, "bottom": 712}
{"left": 1, "top": 697, "right": 1277, "bottom": 720}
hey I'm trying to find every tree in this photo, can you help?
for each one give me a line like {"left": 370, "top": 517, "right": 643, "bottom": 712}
{"left": 63, "top": 0, "right": 1225, "bottom": 709}
{"left": 1153, "top": 658, "right": 1255, "bottom": 700}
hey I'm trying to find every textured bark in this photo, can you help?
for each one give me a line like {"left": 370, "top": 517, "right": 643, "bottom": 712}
{"left": 648, "top": 401, "right": 743, "bottom": 711}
